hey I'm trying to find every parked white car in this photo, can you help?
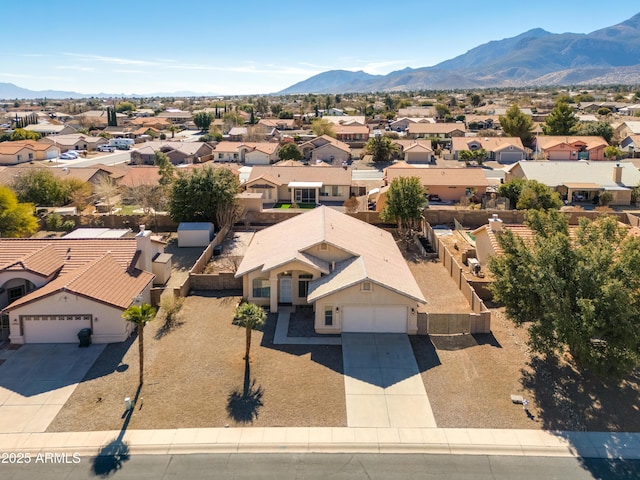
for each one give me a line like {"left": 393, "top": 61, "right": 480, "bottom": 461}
{"left": 97, "top": 145, "right": 115, "bottom": 152}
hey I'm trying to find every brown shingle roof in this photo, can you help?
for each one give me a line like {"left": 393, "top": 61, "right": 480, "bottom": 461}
{"left": 247, "top": 164, "right": 352, "bottom": 186}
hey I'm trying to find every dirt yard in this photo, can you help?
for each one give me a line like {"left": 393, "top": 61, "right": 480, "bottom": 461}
{"left": 47, "top": 292, "right": 346, "bottom": 432}
{"left": 412, "top": 306, "right": 640, "bottom": 432}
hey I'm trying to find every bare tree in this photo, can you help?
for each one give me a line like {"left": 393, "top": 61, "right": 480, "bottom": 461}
{"left": 94, "top": 175, "right": 119, "bottom": 212}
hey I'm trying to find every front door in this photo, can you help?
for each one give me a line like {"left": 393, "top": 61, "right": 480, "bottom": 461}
{"left": 279, "top": 277, "right": 292, "bottom": 303}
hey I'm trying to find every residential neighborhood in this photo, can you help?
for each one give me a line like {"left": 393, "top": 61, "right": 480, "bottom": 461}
{"left": 2, "top": 81, "right": 640, "bottom": 476}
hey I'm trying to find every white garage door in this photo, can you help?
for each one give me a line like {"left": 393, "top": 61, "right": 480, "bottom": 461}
{"left": 22, "top": 314, "right": 92, "bottom": 343}
{"left": 498, "top": 151, "right": 523, "bottom": 163}
{"left": 45, "top": 150, "right": 57, "bottom": 159}
{"left": 342, "top": 305, "right": 407, "bottom": 333}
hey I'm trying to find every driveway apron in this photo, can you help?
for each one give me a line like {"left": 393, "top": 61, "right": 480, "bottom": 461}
{"left": 342, "top": 333, "right": 436, "bottom": 428}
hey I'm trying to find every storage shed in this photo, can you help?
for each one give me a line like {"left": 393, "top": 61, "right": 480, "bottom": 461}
{"left": 178, "top": 222, "right": 215, "bottom": 247}
{"left": 152, "top": 253, "right": 173, "bottom": 285}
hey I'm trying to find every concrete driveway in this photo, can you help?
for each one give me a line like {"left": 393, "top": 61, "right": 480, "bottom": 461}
{"left": 342, "top": 333, "right": 436, "bottom": 428}
{"left": 0, "top": 344, "right": 104, "bottom": 433}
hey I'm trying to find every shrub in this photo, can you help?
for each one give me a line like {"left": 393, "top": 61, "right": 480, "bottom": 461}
{"left": 159, "top": 133, "right": 167, "bottom": 140}
{"left": 46, "top": 212, "right": 62, "bottom": 230}
{"left": 62, "top": 220, "right": 76, "bottom": 231}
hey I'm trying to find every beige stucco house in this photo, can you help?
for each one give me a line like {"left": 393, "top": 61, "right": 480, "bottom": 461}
{"left": 451, "top": 136, "right": 525, "bottom": 163}
{"left": 244, "top": 164, "right": 352, "bottom": 205}
{"left": 235, "top": 207, "right": 426, "bottom": 334}
{"left": 300, "top": 135, "right": 351, "bottom": 166}
{"left": 0, "top": 140, "right": 60, "bottom": 165}
{"left": 1, "top": 228, "right": 166, "bottom": 344}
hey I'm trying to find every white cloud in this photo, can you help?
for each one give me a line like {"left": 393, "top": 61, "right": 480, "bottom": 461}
{"left": 55, "top": 65, "right": 95, "bottom": 72}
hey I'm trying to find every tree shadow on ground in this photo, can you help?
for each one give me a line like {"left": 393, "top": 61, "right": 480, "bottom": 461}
{"left": 91, "top": 384, "right": 142, "bottom": 477}
{"left": 154, "top": 312, "right": 185, "bottom": 340}
{"left": 226, "top": 358, "right": 264, "bottom": 424}
{"left": 521, "top": 355, "right": 640, "bottom": 480}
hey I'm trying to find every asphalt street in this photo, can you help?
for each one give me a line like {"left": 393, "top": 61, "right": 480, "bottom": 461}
{"left": 2, "top": 453, "right": 639, "bottom": 479}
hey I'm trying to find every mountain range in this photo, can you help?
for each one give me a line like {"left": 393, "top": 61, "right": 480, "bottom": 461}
{"left": 0, "top": 83, "right": 220, "bottom": 100}
{"left": 278, "top": 13, "right": 640, "bottom": 94}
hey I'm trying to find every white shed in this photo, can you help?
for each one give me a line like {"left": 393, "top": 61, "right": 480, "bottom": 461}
{"left": 178, "top": 222, "right": 215, "bottom": 247}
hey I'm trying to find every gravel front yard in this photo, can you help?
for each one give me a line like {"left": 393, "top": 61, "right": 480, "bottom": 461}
{"left": 47, "top": 292, "right": 346, "bottom": 432}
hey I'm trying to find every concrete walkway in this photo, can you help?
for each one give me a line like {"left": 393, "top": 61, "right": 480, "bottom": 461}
{"left": 1, "top": 427, "right": 639, "bottom": 459}
{"left": 343, "top": 334, "right": 436, "bottom": 428}
{"left": 0, "top": 344, "right": 105, "bottom": 434}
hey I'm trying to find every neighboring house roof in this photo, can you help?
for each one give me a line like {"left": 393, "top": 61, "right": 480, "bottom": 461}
{"left": 236, "top": 206, "right": 425, "bottom": 303}
{"left": 0, "top": 244, "right": 63, "bottom": 278}
{"left": 130, "top": 117, "right": 171, "bottom": 126}
{"left": 23, "top": 124, "right": 74, "bottom": 134}
{"left": 404, "top": 142, "right": 434, "bottom": 153}
{"left": 0, "top": 238, "right": 138, "bottom": 275}
{"left": 0, "top": 140, "right": 58, "bottom": 154}
{"left": 5, "top": 254, "right": 154, "bottom": 311}
{"left": 407, "top": 123, "right": 467, "bottom": 135}
{"left": 133, "top": 141, "right": 213, "bottom": 157}
{"left": 334, "top": 124, "right": 370, "bottom": 135}
{"left": 40, "top": 133, "right": 105, "bottom": 147}
{"left": 322, "top": 116, "right": 366, "bottom": 126}
{"left": 246, "top": 164, "right": 352, "bottom": 186}
{"left": 534, "top": 136, "right": 608, "bottom": 151}
{"left": 620, "top": 121, "right": 640, "bottom": 135}
{"left": 299, "top": 135, "right": 351, "bottom": 153}
{"left": 510, "top": 161, "right": 640, "bottom": 188}
{"left": 385, "top": 166, "right": 489, "bottom": 188}
{"left": 393, "top": 140, "right": 433, "bottom": 151}
{"left": 118, "top": 166, "right": 163, "bottom": 187}
{"left": 451, "top": 136, "right": 525, "bottom": 152}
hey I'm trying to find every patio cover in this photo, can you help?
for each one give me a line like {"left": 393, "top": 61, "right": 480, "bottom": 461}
{"left": 288, "top": 181, "right": 323, "bottom": 188}
{"left": 562, "top": 183, "right": 603, "bottom": 190}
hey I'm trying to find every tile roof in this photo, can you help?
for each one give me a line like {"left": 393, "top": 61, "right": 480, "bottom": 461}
{"left": 118, "top": 166, "right": 162, "bottom": 187}
{"left": 246, "top": 164, "right": 352, "bottom": 186}
{"left": 451, "top": 136, "right": 524, "bottom": 152}
{"left": 236, "top": 206, "right": 425, "bottom": 303}
{"left": 512, "top": 161, "right": 640, "bottom": 188}
{"left": 385, "top": 166, "right": 489, "bottom": 187}
{"left": 5, "top": 254, "right": 154, "bottom": 311}
{"left": 407, "top": 123, "right": 467, "bottom": 134}
{"left": 535, "top": 136, "right": 608, "bottom": 151}
{"left": 0, "top": 238, "right": 138, "bottom": 275}
{"left": 0, "top": 140, "right": 58, "bottom": 154}
{"left": 299, "top": 135, "right": 351, "bottom": 153}
{"left": 0, "top": 244, "right": 63, "bottom": 277}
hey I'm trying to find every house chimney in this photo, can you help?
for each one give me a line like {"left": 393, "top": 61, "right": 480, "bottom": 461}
{"left": 331, "top": 261, "right": 335, "bottom": 272}
{"left": 135, "top": 226, "right": 153, "bottom": 272}
{"left": 613, "top": 163, "right": 623, "bottom": 183}
{"left": 488, "top": 213, "right": 503, "bottom": 232}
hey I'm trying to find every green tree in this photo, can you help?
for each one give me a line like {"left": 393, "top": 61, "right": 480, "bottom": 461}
{"left": 168, "top": 166, "right": 240, "bottom": 228}
{"left": 499, "top": 104, "right": 534, "bottom": 146}
{"left": 232, "top": 302, "right": 266, "bottom": 360}
{"left": 254, "top": 97, "right": 269, "bottom": 116}
{"left": 489, "top": 212, "right": 640, "bottom": 378}
{"left": 12, "top": 169, "right": 67, "bottom": 206}
{"left": 434, "top": 104, "right": 450, "bottom": 119}
{"left": 516, "top": 180, "right": 563, "bottom": 210}
{"left": 543, "top": 102, "right": 578, "bottom": 136}
{"left": 222, "top": 112, "right": 245, "bottom": 132}
{"left": 193, "top": 111, "right": 214, "bottom": 132}
{"left": 0, "top": 186, "right": 38, "bottom": 237}
{"left": 122, "top": 303, "right": 157, "bottom": 385}
{"left": 310, "top": 118, "right": 336, "bottom": 137}
{"left": 116, "top": 102, "right": 136, "bottom": 113}
{"left": 604, "top": 145, "right": 624, "bottom": 160}
{"left": 470, "top": 93, "right": 482, "bottom": 107}
{"left": 380, "top": 176, "right": 427, "bottom": 232}
{"left": 6, "top": 128, "right": 41, "bottom": 141}
{"left": 364, "top": 135, "right": 399, "bottom": 163}
{"left": 154, "top": 151, "right": 175, "bottom": 187}
{"left": 497, "top": 177, "right": 527, "bottom": 209}
{"left": 278, "top": 142, "right": 303, "bottom": 161}
{"left": 571, "top": 121, "right": 614, "bottom": 143}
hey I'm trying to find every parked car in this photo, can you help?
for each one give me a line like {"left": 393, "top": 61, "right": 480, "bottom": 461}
{"left": 97, "top": 145, "right": 115, "bottom": 152}
{"left": 63, "top": 150, "right": 80, "bottom": 158}
{"left": 59, "top": 152, "right": 76, "bottom": 160}
{"left": 427, "top": 194, "right": 441, "bottom": 202}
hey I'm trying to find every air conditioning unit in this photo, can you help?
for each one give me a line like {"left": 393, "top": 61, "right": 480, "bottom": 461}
{"left": 467, "top": 258, "right": 481, "bottom": 276}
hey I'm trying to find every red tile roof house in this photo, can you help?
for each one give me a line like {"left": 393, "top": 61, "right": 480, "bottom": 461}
{"left": 532, "top": 136, "right": 608, "bottom": 161}
{"left": 1, "top": 227, "right": 166, "bottom": 344}
{"left": 451, "top": 136, "right": 526, "bottom": 164}
{"left": 235, "top": 206, "right": 425, "bottom": 333}
{"left": 214, "top": 141, "right": 280, "bottom": 164}
{"left": 383, "top": 164, "right": 489, "bottom": 203}
{"left": 244, "top": 164, "right": 352, "bottom": 207}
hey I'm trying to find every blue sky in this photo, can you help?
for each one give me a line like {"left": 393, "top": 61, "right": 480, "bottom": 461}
{"left": 2, "top": 1, "right": 639, "bottom": 95}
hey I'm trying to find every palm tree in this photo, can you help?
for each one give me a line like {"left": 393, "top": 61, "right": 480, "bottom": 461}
{"left": 232, "top": 303, "right": 266, "bottom": 360}
{"left": 168, "top": 124, "right": 178, "bottom": 139}
{"left": 122, "top": 303, "right": 157, "bottom": 385}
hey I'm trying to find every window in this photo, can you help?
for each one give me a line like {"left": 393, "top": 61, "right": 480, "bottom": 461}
{"left": 362, "top": 281, "right": 372, "bottom": 292}
{"left": 332, "top": 185, "right": 340, "bottom": 196}
{"left": 324, "top": 306, "right": 333, "bottom": 326}
{"left": 218, "top": 153, "right": 224, "bottom": 159}
{"left": 233, "top": 153, "right": 238, "bottom": 159}
{"left": 298, "top": 274, "right": 313, "bottom": 298}
{"left": 252, "top": 278, "right": 270, "bottom": 298}
{"left": 17, "top": 154, "right": 21, "bottom": 162}
{"left": 28, "top": 153, "right": 34, "bottom": 160}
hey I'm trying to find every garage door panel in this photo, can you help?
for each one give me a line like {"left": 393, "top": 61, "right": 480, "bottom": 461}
{"left": 342, "top": 305, "right": 407, "bottom": 333}
{"left": 23, "top": 314, "right": 92, "bottom": 343}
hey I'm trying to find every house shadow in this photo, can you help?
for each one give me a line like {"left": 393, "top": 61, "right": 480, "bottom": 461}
{"left": 522, "top": 356, "right": 640, "bottom": 479}
{"left": 226, "top": 358, "right": 264, "bottom": 424}
{"left": 90, "top": 384, "right": 141, "bottom": 477}
{"left": 0, "top": 336, "right": 132, "bottom": 397}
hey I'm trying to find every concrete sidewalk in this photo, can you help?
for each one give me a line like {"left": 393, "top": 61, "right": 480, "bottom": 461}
{"left": 1, "top": 427, "right": 639, "bottom": 459}
{"left": 343, "top": 334, "right": 436, "bottom": 428}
